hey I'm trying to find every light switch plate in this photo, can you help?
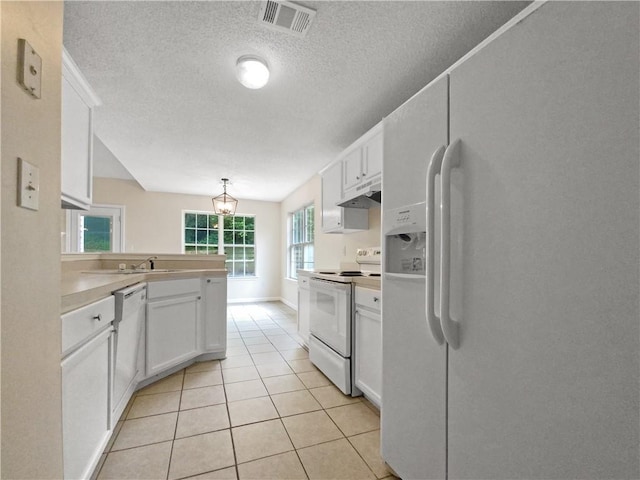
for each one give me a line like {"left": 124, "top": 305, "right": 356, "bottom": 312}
{"left": 17, "top": 39, "right": 42, "bottom": 99}
{"left": 18, "top": 158, "right": 39, "bottom": 211}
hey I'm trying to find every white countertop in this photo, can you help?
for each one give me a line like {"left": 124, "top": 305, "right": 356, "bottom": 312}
{"left": 62, "top": 269, "right": 227, "bottom": 313}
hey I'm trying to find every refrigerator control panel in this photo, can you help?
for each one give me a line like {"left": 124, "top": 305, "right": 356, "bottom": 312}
{"left": 383, "top": 202, "right": 426, "bottom": 235}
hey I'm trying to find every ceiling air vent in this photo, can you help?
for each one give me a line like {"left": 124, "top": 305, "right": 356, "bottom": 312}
{"left": 258, "top": 0, "right": 317, "bottom": 38}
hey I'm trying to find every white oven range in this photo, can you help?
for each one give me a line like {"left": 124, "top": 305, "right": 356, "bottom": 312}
{"left": 307, "top": 247, "right": 380, "bottom": 395}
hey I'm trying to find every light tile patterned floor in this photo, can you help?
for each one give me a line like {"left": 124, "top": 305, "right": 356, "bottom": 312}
{"left": 93, "top": 301, "right": 396, "bottom": 480}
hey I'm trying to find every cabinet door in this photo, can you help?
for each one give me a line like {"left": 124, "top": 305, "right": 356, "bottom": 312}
{"left": 342, "top": 147, "right": 363, "bottom": 191}
{"left": 61, "top": 76, "right": 93, "bottom": 210}
{"left": 321, "top": 162, "right": 343, "bottom": 232}
{"left": 354, "top": 307, "right": 381, "bottom": 407}
{"left": 203, "top": 278, "right": 227, "bottom": 352}
{"left": 62, "top": 328, "right": 112, "bottom": 480}
{"left": 363, "top": 131, "right": 383, "bottom": 180}
{"left": 147, "top": 295, "right": 199, "bottom": 376}
{"left": 447, "top": 3, "right": 639, "bottom": 479}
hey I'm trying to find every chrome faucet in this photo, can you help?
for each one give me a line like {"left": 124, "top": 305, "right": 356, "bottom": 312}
{"left": 131, "top": 256, "right": 157, "bottom": 270}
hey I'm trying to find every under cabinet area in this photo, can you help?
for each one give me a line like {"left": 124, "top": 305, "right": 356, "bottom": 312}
{"left": 321, "top": 161, "right": 368, "bottom": 233}
{"left": 61, "top": 296, "right": 115, "bottom": 480}
{"left": 146, "top": 278, "right": 201, "bottom": 376}
{"left": 61, "top": 48, "right": 101, "bottom": 210}
{"left": 354, "top": 286, "right": 382, "bottom": 407}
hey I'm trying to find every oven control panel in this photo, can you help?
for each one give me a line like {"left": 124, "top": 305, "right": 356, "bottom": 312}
{"left": 356, "top": 247, "right": 381, "bottom": 265}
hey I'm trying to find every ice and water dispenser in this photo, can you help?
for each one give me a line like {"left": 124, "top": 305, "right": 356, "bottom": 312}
{"left": 383, "top": 202, "right": 428, "bottom": 275}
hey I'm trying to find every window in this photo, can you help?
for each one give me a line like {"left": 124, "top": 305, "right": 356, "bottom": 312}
{"left": 289, "top": 204, "right": 314, "bottom": 279}
{"left": 183, "top": 211, "right": 255, "bottom": 278}
{"left": 223, "top": 215, "right": 255, "bottom": 277}
{"left": 184, "top": 212, "right": 219, "bottom": 254}
{"left": 66, "top": 205, "right": 124, "bottom": 253}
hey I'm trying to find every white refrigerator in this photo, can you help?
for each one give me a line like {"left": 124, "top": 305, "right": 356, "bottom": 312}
{"left": 381, "top": 2, "right": 639, "bottom": 479}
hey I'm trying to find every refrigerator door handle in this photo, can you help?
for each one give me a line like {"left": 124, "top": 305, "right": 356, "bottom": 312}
{"left": 440, "top": 139, "right": 461, "bottom": 349}
{"left": 426, "top": 145, "right": 446, "bottom": 345}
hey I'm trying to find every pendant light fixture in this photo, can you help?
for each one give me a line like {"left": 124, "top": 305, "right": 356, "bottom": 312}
{"left": 212, "top": 178, "right": 238, "bottom": 216}
{"left": 236, "top": 55, "right": 270, "bottom": 89}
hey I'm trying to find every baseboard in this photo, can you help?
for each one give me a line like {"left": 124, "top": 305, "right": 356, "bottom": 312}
{"left": 227, "top": 296, "right": 281, "bottom": 304}
{"left": 279, "top": 297, "right": 296, "bottom": 310}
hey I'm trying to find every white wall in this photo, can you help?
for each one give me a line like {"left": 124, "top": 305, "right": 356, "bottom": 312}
{"left": 280, "top": 174, "right": 381, "bottom": 308}
{"left": 92, "top": 177, "right": 280, "bottom": 302}
{"left": 1, "top": 2, "right": 65, "bottom": 477}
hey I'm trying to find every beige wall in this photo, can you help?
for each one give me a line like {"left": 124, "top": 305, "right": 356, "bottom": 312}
{"left": 93, "top": 177, "right": 281, "bottom": 301}
{"left": 1, "top": 2, "right": 64, "bottom": 478}
{"left": 280, "top": 174, "right": 381, "bottom": 307}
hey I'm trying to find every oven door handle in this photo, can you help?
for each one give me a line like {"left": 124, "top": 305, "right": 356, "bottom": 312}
{"left": 309, "top": 277, "right": 352, "bottom": 293}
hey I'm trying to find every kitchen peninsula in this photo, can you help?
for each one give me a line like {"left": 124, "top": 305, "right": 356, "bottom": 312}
{"left": 61, "top": 253, "right": 227, "bottom": 479}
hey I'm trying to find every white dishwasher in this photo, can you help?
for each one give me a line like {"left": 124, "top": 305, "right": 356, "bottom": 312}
{"left": 112, "top": 283, "right": 146, "bottom": 425}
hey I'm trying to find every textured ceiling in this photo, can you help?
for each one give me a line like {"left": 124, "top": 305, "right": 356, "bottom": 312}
{"left": 63, "top": 1, "right": 529, "bottom": 202}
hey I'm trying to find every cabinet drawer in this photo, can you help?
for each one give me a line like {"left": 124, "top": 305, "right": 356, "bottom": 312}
{"left": 147, "top": 278, "right": 201, "bottom": 299}
{"left": 355, "top": 286, "right": 381, "bottom": 311}
{"left": 62, "top": 296, "right": 115, "bottom": 357}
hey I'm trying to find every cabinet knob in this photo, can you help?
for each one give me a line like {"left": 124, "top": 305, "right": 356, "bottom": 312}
{"left": 93, "top": 314, "right": 102, "bottom": 321}
{"left": 362, "top": 172, "right": 366, "bottom": 177}
{"left": 373, "top": 297, "right": 379, "bottom": 302}
{"left": 197, "top": 296, "right": 202, "bottom": 300}
{"left": 207, "top": 279, "right": 211, "bottom": 283}
{"left": 356, "top": 176, "right": 360, "bottom": 180}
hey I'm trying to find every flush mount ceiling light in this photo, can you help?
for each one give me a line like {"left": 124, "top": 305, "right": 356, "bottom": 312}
{"left": 212, "top": 178, "right": 238, "bottom": 216}
{"left": 236, "top": 55, "right": 270, "bottom": 89}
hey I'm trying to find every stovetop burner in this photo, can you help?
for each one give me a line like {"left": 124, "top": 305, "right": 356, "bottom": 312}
{"left": 315, "top": 271, "right": 381, "bottom": 277}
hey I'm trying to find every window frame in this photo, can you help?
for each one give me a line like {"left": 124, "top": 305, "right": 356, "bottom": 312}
{"left": 65, "top": 204, "right": 125, "bottom": 253}
{"left": 288, "top": 203, "right": 315, "bottom": 279}
{"left": 182, "top": 210, "right": 256, "bottom": 278}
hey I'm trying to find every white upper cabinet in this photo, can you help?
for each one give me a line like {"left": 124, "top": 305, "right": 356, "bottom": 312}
{"left": 61, "top": 48, "right": 101, "bottom": 210}
{"left": 321, "top": 161, "right": 368, "bottom": 233}
{"left": 342, "top": 123, "right": 383, "bottom": 198}
{"left": 342, "top": 147, "right": 363, "bottom": 192}
{"left": 363, "top": 129, "right": 383, "bottom": 181}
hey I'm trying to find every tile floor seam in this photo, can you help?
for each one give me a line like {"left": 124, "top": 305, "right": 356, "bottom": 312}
{"left": 164, "top": 367, "right": 187, "bottom": 480}
{"left": 344, "top": 432, "right": 385, "bottom": 480}
{"left": 106, "top": 437, "right": 176, "bottom": 454}
{"left": 92, "top": 303, "right": 388, "bottom": 479}
{"left": 220, "top": 369, "right": 241, "bottom": 480}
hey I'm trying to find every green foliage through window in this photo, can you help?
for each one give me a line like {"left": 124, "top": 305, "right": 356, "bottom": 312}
{"left": 184, "top": 211, "right": 255, "bottom": 277}
{"left": 83, "top": 216, "right": 111, "bottom": 252}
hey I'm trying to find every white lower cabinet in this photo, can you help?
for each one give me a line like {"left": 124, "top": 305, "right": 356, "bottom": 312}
{"left": 203, "top": 277, "right": 227, "bottom": 353}
{"left": 61, "top": 297, "right": 115, "bottom": 480}
{"left": 146, "top": 278, "right": 201, "bottom": 376}
{"left": 297, "top": 275, "right": 311, "bottom": 345}
{"left": 354, "top": 286, "right": 382, "bottom": 407}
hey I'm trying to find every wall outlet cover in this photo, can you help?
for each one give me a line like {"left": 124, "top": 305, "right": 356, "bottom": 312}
{"left": 17, "top": 39, "right": 42, "bottom": 99}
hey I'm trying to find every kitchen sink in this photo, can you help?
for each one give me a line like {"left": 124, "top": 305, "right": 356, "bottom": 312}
{"left": 83, "top": 269, "right": 188, "bottom": 275}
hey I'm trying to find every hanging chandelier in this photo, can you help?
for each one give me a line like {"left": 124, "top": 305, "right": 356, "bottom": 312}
{"left": 212, "top": 178, "right": 238, "bottom": 216}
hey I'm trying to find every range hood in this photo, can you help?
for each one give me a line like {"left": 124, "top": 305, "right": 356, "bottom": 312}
{"left": 338, "top": 180, "right": 382, "bottom": 209}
